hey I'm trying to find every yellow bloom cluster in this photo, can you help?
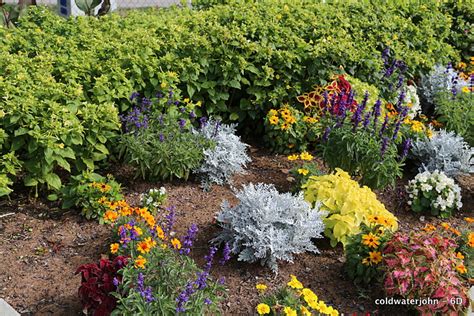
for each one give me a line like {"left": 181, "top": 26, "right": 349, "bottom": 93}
{"left": 287, "top": 151, "right": 314, "bottom": 161}
{"left": 267, "top": 105, "right": 318, "bottom": 132}
{"left": 403, "top": 118, "right": 426, "bottom": 133}
{"left": 90, "top": 181, "right": 111, "bottom": 193}
{"left": 256, "top": 276, "right": 339, "bottom": 316}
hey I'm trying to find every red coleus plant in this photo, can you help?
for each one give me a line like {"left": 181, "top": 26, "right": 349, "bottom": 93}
{"left": 383, "top": 231, "right": 469, "bottom": 316}
{"left": 297, "top": 74, "right": 358, "bottom": 115}
{"left": 76, "top": 256, "right": 128, "bottom": 316}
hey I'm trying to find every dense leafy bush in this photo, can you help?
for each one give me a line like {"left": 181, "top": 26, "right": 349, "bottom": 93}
{"left": 213, "top": 183, "right": 325, "bottom": 272}
{"left": 345, "top": 222, "right": 392, "bottom": 285}
{"left": 383, "top": 228, "right": 470, "bottom": 315}
{"left": 195, "top": 119, "right": 251, "bottom": 189}
{"left": 406, "top": 170, "right": 462, "bottom": 218}
{"left": 410, "top": 130, "right": 473, "bottom": 176}
{"left": 302, "top": 169, "right": 398, "bottom": 247}
{"left": 61, "top": 171, "right": 123, "bottom": 221}
{"left": 255, "top": 275, "right": 339, "bottom": 316}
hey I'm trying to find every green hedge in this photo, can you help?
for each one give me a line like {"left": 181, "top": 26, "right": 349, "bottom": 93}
{"left": 0, "top": 1, "right": 467, "bottom": 196}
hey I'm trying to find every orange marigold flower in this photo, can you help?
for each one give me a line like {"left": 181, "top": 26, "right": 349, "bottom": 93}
{"left": 134, "top": 255, "right": 147, "bottom": 269}
{"left": 104, "top": 210, "right": 118, "bottom": 223}
{"left": 110, "top": 243, "right": 119, "bottom": 254}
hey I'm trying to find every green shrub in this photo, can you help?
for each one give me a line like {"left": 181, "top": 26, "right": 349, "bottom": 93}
{"left": 60, "top": 171, "right": 123, "bottom": 222}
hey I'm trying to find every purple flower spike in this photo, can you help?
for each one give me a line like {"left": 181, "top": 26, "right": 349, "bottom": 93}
{"left": 164, "top": 206, "right": 176, "bottom": 236}
{"left": 204, "top": 298, "right": 212, "bottom": 305}
{"left": 178, "top": 118, "right": 186, "bottom": 129}
{"left": 130, "top": 92, "right": 140, "bottom": 101}
{"left": 322, "top": 126, "right": 331, "bottom": 142}
{"left": 380, "top": 137, "right": 389, "bottom": 157}
{"left": 400, "top": 138, "right": 411, "bottom": 159}
{"left": 220, "top": 242, "right": 231, "bottom": 265}
{"left": 180, "top": 224, "right": 199, "bottom": 255}
{"left": 379, "top": 114, "right": 389, "bottom": 137}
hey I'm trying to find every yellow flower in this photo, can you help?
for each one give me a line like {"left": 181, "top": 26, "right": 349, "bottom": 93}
{"left": 287, "top": 275, "right": 303, "bottom": 289}
{"left": 283, "top": 306, "right": 297, "bottom": 316}
{"left": 268, "top": 109, "right": 278, "bottom": 117}
{"left": 458, "top": 62, "right": 467, "bottom": 69}
{"left": 456, "top": 264, "right": 467, "bottom": 274}
{"left": 462, "top": 86, "right": 470, "bottom": 93}
{"left": 98, "top": 196, "right": 108, "bottom": 204}
{"left": 183, "top": 98, "right": 190, "bottom": 103}
{"left": 362, "top": 257, "right": 370, "bottom": 266}
{"left": 362, "top": 233, "right": 380, "bottom": 248}
{"left": 256, "top": 284, "right": 267, "bottom": 292}
{"left": 440, "top": 222, "right": 451, "bottom": 230}
{"left": 468, "top": 233, "right": 474, "bottom": 247}
{"left": 281, "top": 123, "right": 291, "bottom": 130}
{"left": 300, "top": 151, "right": 313, "bottom": 161}
{"left": 456, "top": 252, "right": 464, "bottom": 260}
{"left": 464, "top": 217, "right": 474, "bottom": 223}
{"left": 423, "top": 224, "right": 436, "bottom": 232}
{"left": 269, "top": 116, "right": 279, "bottom": 125}
{"left": 160, "top": 82, "right": 167, "bottom": 89}
{"left": 256, "top": 303, "right": 270, "bottom": 315}
{"left": 303, "top": 116, "right": 318, "bottom": 123}
{"left": 302, "top": 288, "right": 318, "bottom": 304}
{"left": 410, "top": 120, "right": 424, "bottom": 133}
{"left": 110, "top": 243, "right": 119, "bottom": 254}
{"left": 134, "top": 227, "right": 143, "bottom": 236}
{"left": 287, "top": 154, "right": 299, "bottom": 161}
{"left": 300, "top": 305, "right": 311, "bottom": 316}
{"left": 280, "top": 109, "right": 291, "bottom": 117}
{"left": 134, "top": 255, "right": 147, "bottom": 268}
{"left": 104, "top": 210, "right": 118, "bottom": 223}
{"left": 326, "top": 306, "right": 339, "bottom": 316}
{"left": 426, "top": 129, "right": 433, "bottom": 138}
{"left": 137, "top": 240, "right": 152, "bottom": 254}
{"left": 171, "top": 238, "right": 182, "bottom": 250}
{"left": 156, "top": 226, "right": 165, "bottom": 240}
{"left": 298, "top": 168, "right": 309, "bottom": 176}
{"left": 369, "top": 251, "right": 382, "bottom": 264}
{"left": 196, "top": 101, "right": 202, "bottom": 107}
{"left": 285, "top": 115, "right": 297, "bottom": 124}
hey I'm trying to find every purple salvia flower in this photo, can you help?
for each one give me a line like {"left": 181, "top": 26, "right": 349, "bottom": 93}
{"left": 130, "top": 92, "right": 140, "bottom": 101}
{"left": 179, "top": 107, "right": 186, "bottom": 113}
{"left": 113, "top": 277, "right": 120, "bottom": 287}
{"left": 362, "top": 111, "right": 371, "bottom": 129}
{"left": 204, "top": 298, "right": 212, "bottom": 305}
{"left": 180, "top": 224, "right": 199, "bottom": 255}
{"left": 382, "top": 47, "right": 390, "bottom": 66}
{"left": 195, "top": 271, "right": 210, "bottom": 290}
{"left": 213, "top": 120, "right": 221, "bottom": 137}
{"left": 141, "top": 97, "right": 152, "bottom": 107}
{"left": 219, "top": 242, "right": 231, "bottom": 265}
{"left": 322, "top": 126, "right": 331, "bottom": 142}
{"left": 372, "top": 99, "right": 382, "bottom": 132}
{"left": 178, "top": 118, "right": 186, "bottom": 129}
{"left": 199, "top": 116, "right": 208, "bottom": 128}
{"left": 396, "top": 74, "right": 404, "bottom": 89}
{"left": 159, "top": 134, "right": 165, "bottom": 142}
{"left": 204, "top": 246, "right": 218, "bottom": 272}
{"left": 379, "top": 114, "right": 389, "bottom": 137}
{"left": 391, "top": 107, "right": 408, "bottom": 141}
{"left": 383, "top": 60, "right": 396, "bottom": 78}
{"left": 395, "top": 90, "right": 406, "bottom": 112}
{"left": 189, "top": 111, "right": 196, "bottom": 119}
{"left": 176, "top": 281, "right": 195, "bottom": 313}
{"left": 400, "top": 138, "right": 411, "bottom": 159}
{"left": 174, "top": 100, "right": 180, "bottom": 106}
{"left": 164, "top": 206, "right": 176, "bottom": 236}
{"left": 380, "top": 137, "right": 389, "bottom": 157}
{"left": 321, "top": 91, "right": 329, "bottom": 114}
{"left": 218, "top": 277, "right": 225, "bottom": 285}
{"left": 156, "top": 92, "right": 163, "bottom": 99}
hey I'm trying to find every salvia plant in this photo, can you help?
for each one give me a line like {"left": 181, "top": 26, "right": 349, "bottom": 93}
{"left": 213, "top": 183, "right": 326, "bottom": 273}
{"left": 406, "top": 170, "right": 463, "bottom": 218}
{"left": 118, "top": 92, "right": 215, "bottom": 181}
{"left": 410, "top": 129, "right": 473, "bottom": 177}
{"left": 194, "top": 119, "right": 251, "bottom": 190}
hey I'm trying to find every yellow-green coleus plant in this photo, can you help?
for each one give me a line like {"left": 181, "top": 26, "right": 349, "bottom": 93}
{"left": 302, "top": 168, "right": 398, "bottom": 247}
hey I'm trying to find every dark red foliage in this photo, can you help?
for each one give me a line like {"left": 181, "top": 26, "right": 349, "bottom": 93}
{"left": 76, "top": 256, "right": 128, "bottom": 316}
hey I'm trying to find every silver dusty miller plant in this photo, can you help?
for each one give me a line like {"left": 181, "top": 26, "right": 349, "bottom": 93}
{"left": 195, "top": 119, "right": 251, "bottom": 189}
{"left": 419, "top": 64, "right": 468, "bottom": 105}
{"left": 212, "top": 183, "right": 326, "bottom": 273}
{"left": 411, "top": 130, "right": 473, "bottom": 176}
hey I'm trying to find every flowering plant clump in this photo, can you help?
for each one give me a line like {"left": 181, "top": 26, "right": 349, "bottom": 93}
{"left": 60, "top": 171, "right": 123, "bottom": 222}
{"left": 213, "top": 182, "right": 326, "bottom": 272}
{"left": 344, "top": 220, "right": 393, "bottom": 285}
{"left": 96, "top": 198, "right": 227, "bottom": 315}
{"left": 118, "top": 92, "right": 215, "bottom": 181}
{"left": 289, "top": 161, "right": 324, "bottom": 193}
{"left": 383, "top": 228, "right": 470, "bottom": 315}
{"left": 264, "top": 104, "right": 320, "bottom": 154}
{"left": 302, "top": 168, "right": 398, "bottom": 247}
{"left": 76, "top": 256, "right": 128, "bottom": 316}
{"left": 140, "top": 187, "right": 167, "bottom": 213}
{"left": 255, "top": 275, "right": 339, "bottom": 316}
{"left": 195, "top": 119, "right": 251, "bottom": 189}
{"left": 406, "top": 170, "right": 462, "bottom": 218}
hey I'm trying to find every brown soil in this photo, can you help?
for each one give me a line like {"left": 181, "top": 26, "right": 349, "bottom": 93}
{"left": 0, "top": 147, "right": 472, "bottom": 315}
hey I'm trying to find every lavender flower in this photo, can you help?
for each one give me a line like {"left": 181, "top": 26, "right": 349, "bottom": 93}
{"left": 113, "top": 277, "right": 120, "bottom": 287}
{"left": 380, "top": 137, "right": 389, "bottom": 157}
{"left": 180, "top": 224, "right": 199, "bottom": 255}
{"left": 219, "top": 242, "right": 231, "bottom": 265}
{"left": 130, "top": 92, "right": 140, "bottom": 101}
{"left": 189, "top": 111, "right": 196, "bottom": 119}
{"left": 175, "top": 100, "right": 180, "bottom": 106}
{"left": 164, "top": 206, "right": 176, "bottom": 236}
{"left": 176, "top": 281, "right": 195, "bottom": 313}
{"left": 379, "top": 114, "right": 389, "bottom": 137}
{"left": 141, "top": 97, "right": 152, "bottom": 107}
{"left": 199, "top": 116, "right": 208, "bottom": 128}
{"left": 396, "top": 74, "right": 404, "bottom": 89}
{"left": 400, "top": 138, "right": 411, "bottom": 159}
{"left": 362, "top": 111, "right": 371, "bottom": 129}
{"left": 322, "top": 126, "right": 331, "bottom": 142}
{"left": 179, "top": 107, "right": 186, "bottom": 113}
{"left": 204, "top": 298, "right": 212, "bottom": 305}
{"left": 392, "top": 106, "right": 409, "bottom": 141}
{"left": 159, "top": 134, "right": 165, "bottom": 142}
{"left": 204, "top": 246, "right": 217, "bottom": 272}
{"left": 218, "top": 277, "right": 225, "bottom": 285}
{"left": 178, "top": 118, "right": 186, "bottom": 129}
{"left": 136, "top": 273, "right": 155, "bottom": 303}
{"left": 395, "top": 90, "right": 406, "bottom": 112}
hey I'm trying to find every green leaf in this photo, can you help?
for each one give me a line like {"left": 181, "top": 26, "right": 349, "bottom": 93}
{"left": 47, "top": 194, "right": 58, "bottom": 201}
{"left": 229, "top": 112, "right": 239, "bottom": 121}
{"left": 45, "top": 173, "right": 61, "bottom": 190}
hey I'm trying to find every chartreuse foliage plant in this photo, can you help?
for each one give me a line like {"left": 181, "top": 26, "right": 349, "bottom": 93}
{"left": 60, "top": 171, "right": 123, "bottom": 222}
{"left": 302, "top": 169, "right": 398, "bottom": 247}
{"left": 383, "top": 223, "right": 470, "bottom": 315}
{"left": 255, "top": 275, "right": 339, "bottom": 316}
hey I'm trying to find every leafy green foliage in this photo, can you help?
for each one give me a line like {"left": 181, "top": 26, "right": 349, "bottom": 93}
{"left": 60, "top": 171, "right": 123, "bottom": 222}
{"left": 75, "top": 0, "right": 102, "bottom": 16}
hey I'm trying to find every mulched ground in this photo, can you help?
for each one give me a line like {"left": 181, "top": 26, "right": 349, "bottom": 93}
{"left": 0, "top": 146, "right": 472, "bottom": 315}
